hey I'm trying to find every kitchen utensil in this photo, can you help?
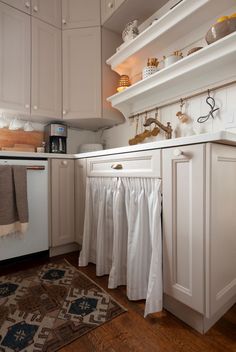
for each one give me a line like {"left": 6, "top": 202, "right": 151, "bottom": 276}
{"left": 205, "top": 17, "right": 236, "bottom": 44}
{"left": 197, "top": 91, "right": 219, "bottom": 123}
{"left": 187, "top": 46, "right": 203, "bottom": 55}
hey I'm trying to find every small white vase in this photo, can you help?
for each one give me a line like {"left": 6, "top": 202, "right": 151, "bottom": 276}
{"left": 142, "top": 66, "right": 158, "bottom": 79}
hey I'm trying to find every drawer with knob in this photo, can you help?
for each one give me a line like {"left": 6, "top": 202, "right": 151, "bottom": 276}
{"left": 87, "top": 149, "right": 161, "bottom": 178}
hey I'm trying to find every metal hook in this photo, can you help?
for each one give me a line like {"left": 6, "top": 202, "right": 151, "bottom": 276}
{"left": 197, "top": 92, "right": 219, "bottom": 124}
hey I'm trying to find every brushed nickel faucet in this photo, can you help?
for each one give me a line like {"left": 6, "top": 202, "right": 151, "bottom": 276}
{"left": 143, "top": 118, "right": 172, "bottom": 139}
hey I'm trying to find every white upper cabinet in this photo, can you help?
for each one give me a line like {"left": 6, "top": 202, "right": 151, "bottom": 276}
{"left": 0, "top": 0, "right": 31, "bottom": 14}
{"left": 31, "top": 0, "right": 62, "bottom": 28}
{"left": 31, "top": 18, "right": 62, "bottom": 120}
{"left": 63, "top": 27, "right": 101, "bottom": 120}
{"left": 0, "top": 2, "right": 30, "bottom": 114}
{"left": 63, "top": 27, "right": 124, "bottom": 129}
{"left": 62, "top": 0, "right": 100, "bottom": 29}
{"left": 101, "top": 0, "right": 125, "bottom": 24}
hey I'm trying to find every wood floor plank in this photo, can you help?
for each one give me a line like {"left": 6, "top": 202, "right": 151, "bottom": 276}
{"left": 1, "top": 251, "right": 235, "bottom": 352}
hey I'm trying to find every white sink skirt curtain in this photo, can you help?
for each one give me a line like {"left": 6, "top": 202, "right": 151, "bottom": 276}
{"left": 79, "top": 176, "right": 162, "bottom": 317}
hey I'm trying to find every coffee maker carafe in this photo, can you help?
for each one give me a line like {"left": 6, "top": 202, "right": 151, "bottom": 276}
{"left": 45, "top": 123, "right": 67, "bottom": 153}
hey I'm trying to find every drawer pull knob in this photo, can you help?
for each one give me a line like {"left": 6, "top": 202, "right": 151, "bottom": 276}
{"left": 61, "top": 160, "right": 68, "bottom": 166}
{"left": 111, "top": 163, "right": 123, "bottom": 170}
{"left": 173, "top": 148, "right": 183, "bottom": 157}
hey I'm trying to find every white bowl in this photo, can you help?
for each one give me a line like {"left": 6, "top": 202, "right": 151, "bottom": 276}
{"left": 79, "top": 144, "right": 103, "bottom": 153}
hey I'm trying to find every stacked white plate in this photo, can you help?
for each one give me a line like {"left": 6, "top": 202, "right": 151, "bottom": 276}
{"left": 79, "top": 143, "right": 103, "bottom": 153}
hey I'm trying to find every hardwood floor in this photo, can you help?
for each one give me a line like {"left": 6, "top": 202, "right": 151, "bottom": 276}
{"left": 1, "top": 251, "right": 235, "bottom": 352}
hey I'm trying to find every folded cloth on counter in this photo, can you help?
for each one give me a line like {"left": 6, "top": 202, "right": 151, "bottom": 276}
{"left": 0, "top": 165, "right": 29, "bottom": 237}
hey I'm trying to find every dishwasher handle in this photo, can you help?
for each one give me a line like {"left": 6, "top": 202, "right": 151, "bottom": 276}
{"left": 26, "top": 166, "right": 45, "bottom": 171}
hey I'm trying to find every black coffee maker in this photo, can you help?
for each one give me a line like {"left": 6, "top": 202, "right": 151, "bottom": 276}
{"left": 45, "top": 123, "right": 67, "bottom": 153}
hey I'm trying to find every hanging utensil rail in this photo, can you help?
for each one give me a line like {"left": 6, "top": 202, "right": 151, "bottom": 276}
{"left": 128, "top": 79, "right": 236, "bottom": 119}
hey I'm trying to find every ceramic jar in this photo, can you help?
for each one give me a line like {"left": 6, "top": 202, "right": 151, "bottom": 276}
{"left": 122, "top": 20, "right": 139, "bottom": 42}
{"left": 163, "top": 51, "right": 183, "bottom": 68}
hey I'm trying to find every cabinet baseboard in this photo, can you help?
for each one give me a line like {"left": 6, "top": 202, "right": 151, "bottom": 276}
{"left": 164, "top": 294, "right": 236, "bottom": 334}
{"left": 50, "top": 243, "right": 80, "bottom": 257}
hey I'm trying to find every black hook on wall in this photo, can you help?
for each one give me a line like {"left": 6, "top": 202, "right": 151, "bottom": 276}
{"left": 197, "top": 90, "right": 219, "bottom": 123}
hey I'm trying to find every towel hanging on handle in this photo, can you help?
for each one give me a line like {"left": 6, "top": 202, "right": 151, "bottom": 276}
{"left": 0, "top": 165, "right": 29, "bottom": 237}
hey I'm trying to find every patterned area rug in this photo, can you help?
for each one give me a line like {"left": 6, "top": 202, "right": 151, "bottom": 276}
{"left": 0, "top": 260, "right": 126, "bottom": 351}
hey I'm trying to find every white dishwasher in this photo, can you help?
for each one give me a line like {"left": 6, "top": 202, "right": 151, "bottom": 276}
{"left": 0, "top": 158, "right": 49, "bottom": 261}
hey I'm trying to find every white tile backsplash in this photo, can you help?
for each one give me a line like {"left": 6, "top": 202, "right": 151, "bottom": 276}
{"left": 103, "top": 82, "right": 236, "bottom": 149}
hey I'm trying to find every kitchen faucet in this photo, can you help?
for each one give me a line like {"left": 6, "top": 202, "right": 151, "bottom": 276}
{"left": 143, "top": 118, "right": 172, "bottom": 139}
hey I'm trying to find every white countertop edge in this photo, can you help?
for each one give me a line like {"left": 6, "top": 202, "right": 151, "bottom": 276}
{"left": 75, "top": 131, "right": 236, "bottom": 159}
{"left": 0, "top": 131, "right": 236, "bottom": 159}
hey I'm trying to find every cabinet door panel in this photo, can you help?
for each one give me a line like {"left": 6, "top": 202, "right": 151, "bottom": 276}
{"left": 32, "top": 18, "right": 62, "bottom": 119}
{"left": 32, "top": 0, "right": 61, "bottom": 28}
{"left": 163, "top": 144, "right": 205, "bottom": 314}
{"left": 206, "top": 144, "right": 236, "bottom": 317}
{"left": 62, "top": 0, "right": 100, "bottom": 29}
{"left": 101, "top": 0, "right": 116, "bottom": 24}
{"left": 51, "top": 159, "right": 75, "bottom": 247}
{"left": 0, "top": 0, "right": 31, "bottom": 14}
{"left": 63, "top": 27, "right": 101, "bottom": 120}
{"left": 0, "top": 3, "right": 30, "bottom": 114}
{"left": 75, "top": 159, "right": 86, "bottom": 246}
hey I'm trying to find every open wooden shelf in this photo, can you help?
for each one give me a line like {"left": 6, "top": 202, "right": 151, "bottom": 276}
{"left": 107, "top": 32, "right": 236, "bottom": 118}
{"left": 106, "top": 0, "right": 236, "bottom": 76}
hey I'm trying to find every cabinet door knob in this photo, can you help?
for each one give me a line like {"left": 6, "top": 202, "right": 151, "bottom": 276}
{"left": 33, "top": 5, "right": 38, "bottom": 12}
{"left": 173, "top": 148, "right": 183, "bottom": 157}
{"left": 25, "top": 104, "right": 30, "bottom": 109}
{"left": 62, "top": 19, "right": 67, "bottom": 25}
{"left": 25, "top": 1, "right": 30, "bottom": 8}
{"left": 111, "top": 163, "right": 123, "bottom": 170}
{"left": 108, "top": 2, "right": 114, "bottom": 8}
{"left": 33, "top": 105, "right": 38, "bottom": 110}
{"left": 61, "top": 160, "right": 68, "bottom": 166}
{"left": 63, "top": 110, "right": 67, "bottom": 115}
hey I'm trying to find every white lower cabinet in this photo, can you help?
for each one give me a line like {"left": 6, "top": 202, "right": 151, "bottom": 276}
{"left": 50, "top": 159, "right": 75, "bottom": 248}
{"left": 75, "top": 158, "right": 87, "bottom": 246}
{"left": 163, "top": 143, "right": 236, "bottom": 333}
{"left": 0, "top": 2, "right": 30, "bottom": 114}
{"left": 163, "top": 144, "right": 205, "bottom": 314}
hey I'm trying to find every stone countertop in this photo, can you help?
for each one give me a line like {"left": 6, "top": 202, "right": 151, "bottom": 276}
{"left": 0, "top": 131, "right": 236, "bottom": 160}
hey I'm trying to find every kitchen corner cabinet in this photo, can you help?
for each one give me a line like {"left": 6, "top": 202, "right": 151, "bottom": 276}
{"left": 0, "top": 2, "right": 30, "bottom": 114}
{"left": 32, "top": 18, "right": 62, "bottom": 120}
{"left": 75, "top": 159, "right": 87, "bottom": 246}
{"left": 51, "top": 159, "right": 75, "bottom": 247}
{"left": 63, "top": 27, "right": 101, "bottom": 121}
{"left": 62, "top": 0, "right": 100, "bottom": 29}
{"left": 0, "top": 0, "right": 31, "bottom": 14}
{"left": 163, "top": 143, "right": 236, "bottom": 332}
{"left": 63, "top": 27, "right": 124, "bottom": 128}
{"left": 31, "top": 0, "right": 62, "bottom": 29}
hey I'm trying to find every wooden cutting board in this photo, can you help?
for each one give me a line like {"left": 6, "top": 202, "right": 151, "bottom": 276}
{"left": 0, "top": 128, "right": 44, "bottom": 151}
{"left": 2, "top": 146, "right": 35, "bottom": 152}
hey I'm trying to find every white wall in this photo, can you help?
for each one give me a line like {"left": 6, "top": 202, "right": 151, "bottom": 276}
{"left": 102, "top": 1, "right": 236, "bottom": 149}
{"left": 0, "top": 115, "right": 101, "bottom": 153}
{"left": 103, "top": 82, "right": 236, "bottom": 149}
